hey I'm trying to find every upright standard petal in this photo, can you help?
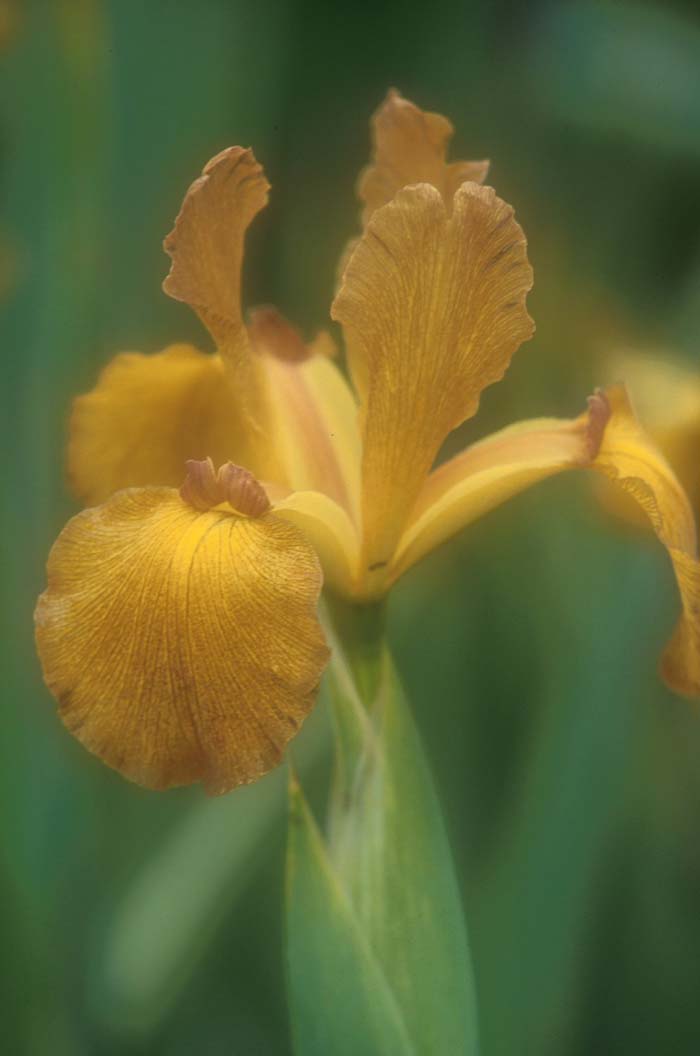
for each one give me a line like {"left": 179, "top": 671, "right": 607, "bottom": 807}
{"left": 162, "top": 146, "right": 280, "bottom": 478}
{"left": 35, "top": 472, "right": 329, "bottom": 794}
{"left": 591, "top": 385, "right": 700, "bottom": 696}
{"left": 391, "top": 396, "right": 608, "bottom": 585}
{"left": 68, "top": 345, "right": 259, "bottom": 505}
{"left": 332, "top": 181, "right": 534, "bottom": 586}
{"left": 358, "top": 89, "right": 489, "bottom": 224}
{"left": 162, "top": 146, "right": 268, "bottom": 351}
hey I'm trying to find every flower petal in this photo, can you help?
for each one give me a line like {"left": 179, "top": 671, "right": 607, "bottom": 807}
{"left": 390, "top": 401, "right": 606, "bottom": 584}
{"left": 249, "top": 313, "right": 361, "bottom": 520}
{"left": 332, "top": 181, "right": 534, "bottom": 579}
{"left": 35, "top": 488, "right": 329, "bottom": 793}
{"left": 591, "top": 384, "right": 700, "bottom": 696}
{"left": 607, "top": 352, "right": 700, "bottom": 510}
{"left": 68, "top": 345, "right": 260, "bottom": 505}
{"left": 273, "top": 490, "right": 360, "bottom": 598}
{"left": 162, "top": 146, "right": 268, "bottom": 351}
{"left": 358, "top": 89, "right": 489, "bottom": 224}
{"left": 162, "top": 147, "right": 282, "bottom": 479}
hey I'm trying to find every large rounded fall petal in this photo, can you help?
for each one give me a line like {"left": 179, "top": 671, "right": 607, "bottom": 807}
{"left": 35, "top": 488, "right": 329, "bottom": 794}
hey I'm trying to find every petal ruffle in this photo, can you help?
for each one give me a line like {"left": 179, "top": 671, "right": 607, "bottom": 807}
{"left": 162, "top": 146, "right": 281, "bottom": 479}
{"left": 68, "top": 345, "right": 259, "bottom": 506}
{"left": 390, "top": 402, "right": 605, "bottom": 585}
{"left": 358, "top": 89, "right": 489, "bottom": 225}
{"left": 591, "top": 385, "right": 700, "bottom": 696}
{"left": 162, "top": 146, "right": 268, "bottom": 353}
{"left": 35, "top": 487, "right": 329, "bottom": 793}
{"left": 332, "top": 181, "right": 534, "bottom": 584}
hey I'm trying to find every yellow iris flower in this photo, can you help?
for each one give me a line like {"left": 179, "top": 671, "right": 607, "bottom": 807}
{"left": 34, "top": 91, "right": 700, "bottom": 795}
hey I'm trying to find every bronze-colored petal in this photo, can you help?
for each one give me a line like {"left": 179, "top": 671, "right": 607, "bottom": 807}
{"left": 358, "top": 89, "right": 489, "bottom": 224}
{"left": 162, "top": 146, "right": 268, "bottom": 352}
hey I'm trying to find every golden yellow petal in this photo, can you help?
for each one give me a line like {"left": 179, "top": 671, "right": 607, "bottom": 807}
{"left": 68, "top": 345, "right": 258, "bottom": 506}
{"left": 35, "top": 488, "right": 329, "bottom": 793}
{"left": 592, "top": 385, "right": 700, "bottom": 696}
{"left": 358, "top": 89, "right": 489, "bottom": 224}
{"left": 332, "top": 181, "right": 534, "bottom": 579}
{"left": 391, "top": 401, "right": 606, "bottom": 585}
{"left": 608, "top": 352, "right": 700, "bottom": 511}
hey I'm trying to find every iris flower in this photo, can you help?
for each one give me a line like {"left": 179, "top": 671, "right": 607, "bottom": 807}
{"left": 35, "top": 92, "right": 700, "bottom": 795}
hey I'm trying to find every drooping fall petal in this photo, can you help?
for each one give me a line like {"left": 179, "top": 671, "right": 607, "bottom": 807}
{"left": 358, "top": 89, "right": 489, "bottom": 225}
{"left": 607, "top": 353, "right": 700, "bottom": 512}
{"left": 35, "top": 477, "right": 329, "bottom": 794}
{"left": 391, "top": 395, "right": 609, "bottom": 585}
{"left": 68, "top": 345, "right": 261, "bottom": 505}
{"left": 591, "top": 385, "right": 700, "bottom": 696}
{"left": 332, "top": 181, "right": 534, "bottom": 584}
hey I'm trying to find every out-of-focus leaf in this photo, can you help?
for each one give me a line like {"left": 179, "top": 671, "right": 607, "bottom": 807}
{"left": 94, "top": 692, "right": 331, "bottom": 1038}
{"left": 533, "top": 1, "right": 700, "bottom": 159}
{"left": 287, "top": 619, "right": 478, "bottom": 1056}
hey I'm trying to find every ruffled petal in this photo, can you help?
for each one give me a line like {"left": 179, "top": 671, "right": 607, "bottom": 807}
{"left": 162, "top": 146, "right": 268, "bottom": 353}
{"left": 68, "top": 345, "right": 261, "bottom": 505}
{"left": 35, "top": 482, "right": 329, "bottom": 793}
{"left": 591, "top": 385, "right": 700, "bottom": 696}
{"left": 332, "top": 181, "right": 534, "bottom": 584}
{"left": 358, "top": 89, "right": 489, "bottom": 224}
{"left": 162, "top": 147, "right": 281, "bottom": 479}
{"left": 391, "top": 399, "right": 606, "bottom": 585}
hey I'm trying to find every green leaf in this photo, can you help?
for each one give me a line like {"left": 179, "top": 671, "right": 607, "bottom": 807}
{"left": 287, "top": 616, "right": 479, "bottom": 1055}
{"left": 287, "top": 779, "right": 415, "bottom": 1056}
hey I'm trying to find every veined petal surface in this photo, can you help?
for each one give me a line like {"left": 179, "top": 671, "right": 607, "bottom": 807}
{"left": 69, "top": 345, "right": 257, "bottom": 505}
{"left": 591, "top": 385, "right": 700, "bottom": 696}
{"left": 391, "top": 404, "right": 605, "bottom": 583}
{"left": 358, "top": 89, "right": 489, "bottom": 224}
{"left": 35, "top": 489, "right": 329, "bottom": 793}
{"left": 332, "top": 181, "right": 534, "bottom": 582}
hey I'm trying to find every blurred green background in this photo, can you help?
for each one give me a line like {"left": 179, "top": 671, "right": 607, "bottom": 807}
{"left": 4, "top": 0, "right": 700, "bottom": 1052}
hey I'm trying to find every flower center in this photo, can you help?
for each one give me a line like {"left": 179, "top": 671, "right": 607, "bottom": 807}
{"left": 180, "top": 457, "right": 271, "bottom": 517}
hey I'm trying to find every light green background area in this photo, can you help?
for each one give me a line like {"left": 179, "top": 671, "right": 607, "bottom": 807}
{"left": 3, "top": 1, "right": 700, "bottom": 1052}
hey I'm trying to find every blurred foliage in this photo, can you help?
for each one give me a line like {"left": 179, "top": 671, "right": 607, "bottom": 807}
{"left": 3, "top": 0, "right": 700, "bottom": 1052}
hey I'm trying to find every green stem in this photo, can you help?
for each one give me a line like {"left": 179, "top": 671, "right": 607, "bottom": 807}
{"left": 324, "top": 592, "right": 387, "bottom": 707}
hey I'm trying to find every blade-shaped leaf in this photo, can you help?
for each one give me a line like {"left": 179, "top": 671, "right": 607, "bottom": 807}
{"left": 287, "top": 613, "right": 479, "bottom": 1055}
{"left": 286, "top": 778, "right": 415, "bottom": 1056}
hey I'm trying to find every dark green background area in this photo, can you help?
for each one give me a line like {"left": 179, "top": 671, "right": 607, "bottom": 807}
{"left": 3, "top": 1, "right": 700, "bottom": 1052}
